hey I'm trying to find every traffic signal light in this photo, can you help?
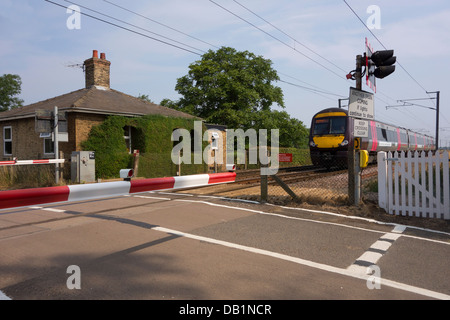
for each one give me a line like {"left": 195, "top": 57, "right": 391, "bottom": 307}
{"left": 369, "top": 50, "right": 396, "bottom": 79}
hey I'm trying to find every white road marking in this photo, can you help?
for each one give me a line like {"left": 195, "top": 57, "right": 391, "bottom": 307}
{"left": 150, "top": 191, "right": 193, "bottom": 196}
{"left": 278, "top": 204, "right": 450, "bottom": 237}
{"left": 131, "top": 195, "right": 171, "bottom": 200}
{"left": 29, "top": 206, "right": 66, "bottom": 213}
{"left": 347, "top": 228, "right": 404, "bottom": 275}
{"left": 0, "top": 290, "right": 11, "bottom": 300}
{"left": 153, "top": 225, "right": 450, "bottom": 300}
{"left": 17, "top": 195, "right": 449, "bottom": 300}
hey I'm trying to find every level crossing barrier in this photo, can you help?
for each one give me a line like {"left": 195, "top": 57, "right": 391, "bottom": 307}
{"left": 0, "top": 159, "right": 65, "bottom": 166}
{"left": 0, "top": 171, "right": 236, "bottom": 210}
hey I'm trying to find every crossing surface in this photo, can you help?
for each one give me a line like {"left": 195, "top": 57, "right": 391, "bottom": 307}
{"left": 0, "top": 191, "right": 449, "bottom": 300}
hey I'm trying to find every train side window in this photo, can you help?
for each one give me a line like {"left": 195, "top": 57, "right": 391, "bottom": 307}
{"left": 390, "top": 130, "right": 396, "bottom": 142}
{"left": 381, "top": 129, "right": 388, "bottom": 141}
{"left": 401, "top": 132, "right": 407, "bottom": 143}
{"left": 377, "top": 128, "right": 385, "bottom": 141}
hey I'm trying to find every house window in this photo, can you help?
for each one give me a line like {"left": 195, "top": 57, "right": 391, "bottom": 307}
{"left": 123, "top": 126, "right": 132, "bottom": 154}
{"left": 44, "top": 137, "right": 54, "bottom": 155}
{"left": 3, "top": 126, "right": 12, "bottom": 156}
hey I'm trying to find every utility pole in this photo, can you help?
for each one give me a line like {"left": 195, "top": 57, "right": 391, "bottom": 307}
{"left": 426, "top": 91, "right": 440, "bottom": 150}
{"left": 54, "top": 106, "right": 59, "bottom": 184}
{"left": 348, "top": 55, "right": 362, "bottom": 205}
{"left": 346, "top": 39, "right": 396, "bottom": 206}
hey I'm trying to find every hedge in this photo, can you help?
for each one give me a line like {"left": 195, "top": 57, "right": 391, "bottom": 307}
{"left": 81, "top": 115, "right": 208, "bottom": 179}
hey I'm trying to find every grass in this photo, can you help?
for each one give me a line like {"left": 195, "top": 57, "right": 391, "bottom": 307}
{"left": 0, "top": 165, "right": 65, "bottom": 190}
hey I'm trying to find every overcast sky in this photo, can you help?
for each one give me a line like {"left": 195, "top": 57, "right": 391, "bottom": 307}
{"left": 1, "top": 0, "right": 449, "bottom": 146}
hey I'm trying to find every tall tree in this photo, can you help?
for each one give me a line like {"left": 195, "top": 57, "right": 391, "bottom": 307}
{"left": 0, "top": 74, "right": 24, "bottom": 111}
{"left": 161, "top": 47, "right": 310, "bottom": 148}
{"left": 165, "top": 47, "right": 284, "bottom": 129}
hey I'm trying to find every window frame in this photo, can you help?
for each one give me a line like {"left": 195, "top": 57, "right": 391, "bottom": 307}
{"left": 123, "top": 125, "right": 132, "bottom": 154}
{"left": 43, "top": 137, "right": 55, "bottom": 155}
{"left": 3, "top": 126, "right": 12, "bottom": 156}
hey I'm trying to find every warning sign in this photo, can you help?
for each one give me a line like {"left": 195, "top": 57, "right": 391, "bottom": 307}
{"left": 348, "top": 87, "right": 374, "bottom": 120}
{"left": 354, "top": 119, "right": 369, "bottom": 137}
{"left": 278, "top": 153, "right": 293, "bottom": 162}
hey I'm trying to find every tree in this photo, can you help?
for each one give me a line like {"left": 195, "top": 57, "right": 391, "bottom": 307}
{"left": 162, "top": 46, "right": 310, "bottom": 148}
{"left": 137, "top": 93, "right": 154, "bottom": 103}
{"left": 0, "top": 74, "right": 24, "bottom": 111}
{"left": 164, "top": 47, "right": 284, "bottom": 129}
{"left": 252, "top": 109, "right": 309, "bottom": 148}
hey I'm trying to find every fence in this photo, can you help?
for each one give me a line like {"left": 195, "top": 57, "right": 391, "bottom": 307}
{"left": 222, "top": 161, "right": 352, "bottom": 207}
{"left": 378, "top": 151, "right": 450, "bottom": 220}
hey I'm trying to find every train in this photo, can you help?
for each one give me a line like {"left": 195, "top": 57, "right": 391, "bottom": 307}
{"left": 309, "top": 108, "right": 436, "bottom": 168}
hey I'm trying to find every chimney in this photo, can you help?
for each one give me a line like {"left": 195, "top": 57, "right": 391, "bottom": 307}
{"left": 84, "top": 50, "right": 111, "bottom": 89}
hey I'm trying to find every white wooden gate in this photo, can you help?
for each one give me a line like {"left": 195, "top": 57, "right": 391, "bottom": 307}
{"left": 378, "top": 151, "right": 450, "bottom": 220}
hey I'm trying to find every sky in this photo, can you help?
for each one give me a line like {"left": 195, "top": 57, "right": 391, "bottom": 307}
{"left": 1, "top": 0, "right": 449, "bottom": 147}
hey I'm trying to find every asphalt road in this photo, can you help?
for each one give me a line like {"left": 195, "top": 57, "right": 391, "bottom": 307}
{"left": 0, "top": 190, "right": 449, "bottom": 303}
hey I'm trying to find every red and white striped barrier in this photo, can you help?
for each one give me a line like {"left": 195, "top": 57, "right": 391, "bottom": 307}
{"left": 0, "top": 172, "right": 236, "bottom": 210}
{"left": 0, "top": 159, "right": 65, "bottom": 166}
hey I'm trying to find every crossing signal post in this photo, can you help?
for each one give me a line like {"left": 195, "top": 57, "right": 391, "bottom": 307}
{"left": 346, "top": 39, "right": 397, "bottom": 205}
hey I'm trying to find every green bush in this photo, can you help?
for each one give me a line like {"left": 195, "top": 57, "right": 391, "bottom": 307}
{"left": 81, "top": 115, "right": 207, "bottom": 179}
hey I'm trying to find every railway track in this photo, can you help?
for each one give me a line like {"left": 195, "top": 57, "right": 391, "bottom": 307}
{"left": 176, "top": 164, "right": 378, "bottom": 195}
{"left": 235, "top": 165, "right": 344, "bottom": 185}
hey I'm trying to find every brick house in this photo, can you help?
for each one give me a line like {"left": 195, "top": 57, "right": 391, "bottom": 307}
{"left": 0, "top": 50, "right": 227, "bottom": 173}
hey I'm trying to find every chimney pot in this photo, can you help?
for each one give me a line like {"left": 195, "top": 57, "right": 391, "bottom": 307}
{"left": 93, "top": 50, "right": 98, "bottom": 58}
{"left": 100, "top": 52, "right": 106, "bottom": 59}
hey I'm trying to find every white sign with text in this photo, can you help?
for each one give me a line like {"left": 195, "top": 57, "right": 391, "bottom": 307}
{"left": 348, "top": 87, "right": 374, "bottom": 120}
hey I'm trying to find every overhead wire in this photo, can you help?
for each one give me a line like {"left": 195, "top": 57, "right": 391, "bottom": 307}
{"left": 48, "top": 0, "right": 347, "bottom": 102}
{"left": 278, "top": 79, "right": 344, "bottom": 102}
{"left": 63, "top": 0, "right": 206, "bottom": 55}
{"left": 45, "top": 0, "right": 203, "bottom": 56}
{"left": 53, "top": 0, "right": 440, "bottom": 130}
{"left": 232, "top": 0, "right": 348, "bottom": 74}
{"left": 341, "top": 0, "right": 443, "bottom": 136}
{"left": 342, "top": 0, "right": 433, "bottom": 96}
{"left": 208, "top": 0, "right": 347, "bottom": 82}
{"left": 227, "top": 0, "right": 353, "bottom": 102}
{"left": 102, "top": 0, "right": 221, "bottom": 50}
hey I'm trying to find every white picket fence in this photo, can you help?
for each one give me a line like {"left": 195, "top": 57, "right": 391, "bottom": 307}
{"left": 378, "top": 151, "right": 450, "bottom": 220}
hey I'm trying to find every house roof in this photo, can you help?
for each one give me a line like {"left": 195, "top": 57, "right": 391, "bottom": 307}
{"left": 0, "top": 86, "right": 198, "bottom": 121}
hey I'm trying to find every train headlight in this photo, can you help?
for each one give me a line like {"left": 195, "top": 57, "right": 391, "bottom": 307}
{"left": 309, "top": 141, "right": 317, "bottom": 147}
{"left": 340, "top": 140, "right": 349, "bottom": 146}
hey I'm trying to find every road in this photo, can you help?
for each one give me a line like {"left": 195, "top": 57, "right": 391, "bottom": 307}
{"left": 0, "top": 190, "right": 449, "bottom": 304}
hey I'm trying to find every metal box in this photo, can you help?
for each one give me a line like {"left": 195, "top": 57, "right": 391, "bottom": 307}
{"left": 71, "top": 151, "right": 96, "bottom": 183}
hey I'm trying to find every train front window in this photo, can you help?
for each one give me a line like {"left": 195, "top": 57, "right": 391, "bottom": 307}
{"left": 313, "top": 117, "right": 346, "bottom": 135}
{"left": 313, "top": 118, "right": 330, "bottom": 135}
{"left": 330, "top": 117, "right": 346, "bottom": 134}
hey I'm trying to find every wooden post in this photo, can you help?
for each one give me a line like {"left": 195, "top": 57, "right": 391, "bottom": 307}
{"left": 59, "top": 151, "right": 64, "bottom": 182}
{"left": 272, "top": 175, "right": 299, "bottom": 201}
{"left": 133, "top": 149, "right": 140, "bottom": 177}
{"left": 260, "top": 163, "right": 268, "bottom": 203}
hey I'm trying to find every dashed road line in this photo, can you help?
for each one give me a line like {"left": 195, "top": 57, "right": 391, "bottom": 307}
{"left": 153, "top": 225, "right": 450, "bottom": 300}
{"left": 347, "top": 227, "right": 404, "bottom": 275}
